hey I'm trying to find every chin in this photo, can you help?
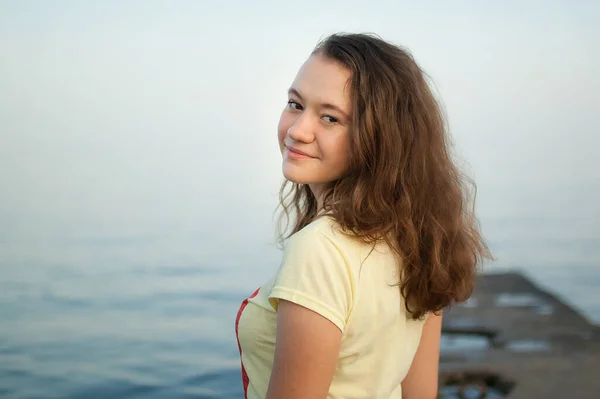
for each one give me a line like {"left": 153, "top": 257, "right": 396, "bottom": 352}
{"left": 281, "top": 166, "right": 313, "bottom": 185}
{"left": 281, "top": 162, "right": 343, "bottom": 186}
{"left": 282, "top": 171, "right": 313, "bottom": 184}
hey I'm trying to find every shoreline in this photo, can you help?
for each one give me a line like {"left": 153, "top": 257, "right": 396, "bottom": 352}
{"left": 439, "top": 271, "right": 600, "bottom": 398}
{"left": 478, "top": 269, "right": 599, "bottom": 326}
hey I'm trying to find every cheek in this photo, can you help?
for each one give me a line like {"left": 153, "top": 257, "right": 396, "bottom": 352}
{"left": 343, "top": 136, "right": 352, "bottom": 164}
{"left": 277, "top": 113, "right": 289, "bottom": 144}
{"left": 325, "top": 136, "right": 352, "bottom": 174}
{"left": 333, "top": 136, "right": 351, "bottom": 163}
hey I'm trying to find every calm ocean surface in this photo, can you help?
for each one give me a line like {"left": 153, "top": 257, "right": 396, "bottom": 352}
{"left": 2, "top": 2, "right": 599, "bottom": 398}
{"left": 1, "top": 198, "right": 599, "bottom": 398}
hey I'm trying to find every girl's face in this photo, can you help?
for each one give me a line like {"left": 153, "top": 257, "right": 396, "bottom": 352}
{"left": 278, "top": 54, "right": 352, "bottom": 199}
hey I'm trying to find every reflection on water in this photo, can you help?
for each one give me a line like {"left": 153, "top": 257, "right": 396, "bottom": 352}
{"left": 495, "top": 293, "right": 542, "bottom": 307}
{"left": 494, "top": 292, "right": 554, "bottom": 315}
{"left": 438, "top": 384, "right": 506, "bottom": 399}
{"left": 441, "top": 334, "right": 491, "bottom": 352}
{"left": 505, "top": 339, "right": 551, "bottom": 353}
{"left": 438, "top": 371, "right": 515, "bottom": 399}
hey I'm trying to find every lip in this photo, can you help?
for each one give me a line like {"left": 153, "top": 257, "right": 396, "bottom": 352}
{"left": 286, "top": 146, "right": 315, "bottom": 159}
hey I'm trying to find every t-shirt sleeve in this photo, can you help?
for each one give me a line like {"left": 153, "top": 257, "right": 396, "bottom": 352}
{"left": 268, "top": 229, "right": 355, "bottom": 332}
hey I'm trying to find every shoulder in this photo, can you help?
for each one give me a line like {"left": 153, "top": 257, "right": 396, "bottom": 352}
{"left": 281, "top": 215, "right": 373, "bottom": 284}
{"left": 286, "top": 215, "right": 355, "bottom": 254}
{"left": 270, "top": 216, "right": 358, "bottom": 331}
{"left": 282, "top": 216, "right": 349, "bottom": 267}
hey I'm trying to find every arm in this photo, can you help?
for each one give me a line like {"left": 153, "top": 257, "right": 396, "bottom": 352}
{"left": 401, "top": 312, "right": 442, "bottom": 399}
{"left": 266, "top": 299, "right": 342, "bottom": 399}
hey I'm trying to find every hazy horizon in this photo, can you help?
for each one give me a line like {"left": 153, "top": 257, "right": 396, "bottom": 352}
{"left": 1, "top": 2, "right": 599, "bottom": 306}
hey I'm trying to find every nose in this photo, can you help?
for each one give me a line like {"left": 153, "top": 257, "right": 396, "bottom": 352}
{"left": 287, "top": 112, "right": 315, "bottom": 143}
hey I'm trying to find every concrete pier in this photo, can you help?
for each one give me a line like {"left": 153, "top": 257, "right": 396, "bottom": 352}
{"left": 438, "top": 272, "right": 600, "bottom": 399}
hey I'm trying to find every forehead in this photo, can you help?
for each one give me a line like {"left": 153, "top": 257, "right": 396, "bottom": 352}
{"left": 291, "top": 54, "right": 352, "bottom": 110}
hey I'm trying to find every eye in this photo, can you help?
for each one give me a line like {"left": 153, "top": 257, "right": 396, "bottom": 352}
{"left": 287, "top": 100, "right": 303, "bottom": 110}
{"left": 322, "top": 115, "right": 338, "bottom": 124}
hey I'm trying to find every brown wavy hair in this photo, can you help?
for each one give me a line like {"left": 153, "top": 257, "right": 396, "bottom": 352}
{"left": 276, "top": 33, "right": 492, "bottom": 320}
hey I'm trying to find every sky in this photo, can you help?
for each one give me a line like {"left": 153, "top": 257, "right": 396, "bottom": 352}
{"left": 0, "top": 0, "right": 598, "bottom": 249}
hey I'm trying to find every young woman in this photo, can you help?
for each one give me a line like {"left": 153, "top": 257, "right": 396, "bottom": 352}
{"left": 235, "top": 33, "right": 491, "bottom": 399}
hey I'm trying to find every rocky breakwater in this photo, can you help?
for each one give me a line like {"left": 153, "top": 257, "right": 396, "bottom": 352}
{"left": 437, "top": 272, "right": 600, "bottom": 399}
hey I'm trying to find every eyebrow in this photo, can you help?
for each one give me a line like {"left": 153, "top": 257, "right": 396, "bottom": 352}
{"left": 288, "top": 88, "right": 350, "bottom": 120}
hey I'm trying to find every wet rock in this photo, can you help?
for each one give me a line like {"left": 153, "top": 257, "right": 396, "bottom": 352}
{"left": 439, "top": 272, "right": 600, "bottom": 399}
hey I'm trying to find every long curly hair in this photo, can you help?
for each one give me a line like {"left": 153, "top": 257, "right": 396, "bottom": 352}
{"left": 276, "top": 33, "right": 492, "bottom": 320}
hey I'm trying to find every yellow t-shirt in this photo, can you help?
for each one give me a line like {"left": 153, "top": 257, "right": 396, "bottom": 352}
{"left": 235, "top": 216, "right": 427, "bottom": 399}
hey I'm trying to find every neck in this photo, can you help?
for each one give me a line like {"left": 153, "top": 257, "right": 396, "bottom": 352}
{"left": 309, "top": 183, "right": 325, "bottom": 210}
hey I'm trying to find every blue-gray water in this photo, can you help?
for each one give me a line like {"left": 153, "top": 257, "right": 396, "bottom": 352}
{"left": 2, "top": 1, "right": 599, "bottom": 397}
{"left": 0, "top": 236, "right": 248, "bottom": 399}
{"left": 1, "top": 210, "right": 599, "bottom": 398}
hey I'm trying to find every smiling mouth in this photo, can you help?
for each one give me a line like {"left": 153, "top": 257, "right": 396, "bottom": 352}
{"left": 287, "top": 146, "right": 314, "bottom": 158}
